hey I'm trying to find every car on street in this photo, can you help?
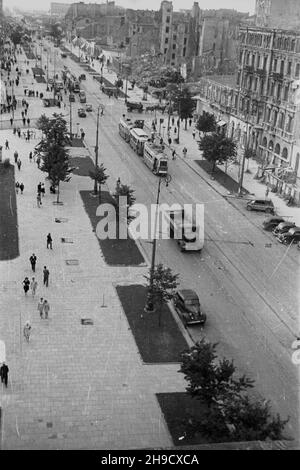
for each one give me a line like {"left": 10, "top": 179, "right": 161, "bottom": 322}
{"left": 69, "top": 93, "right": 75, "bottom": 102}
{"left": 78, "top": 108, "right": 87, "bottom": 117}
{"left": 79, "top": 91, "right": 86, "bottom": 103}
{"left": 61, "top": 52, "right": 67, "bottom": 58}
{"left": 79, "top": 74, "right": 86, "bottom": 80}
{"left": 48, "top": 78, "right": 54, "bottom": 85}
{"left": 273, "top": 221, "right": 296, "bottom": 236}
{"left": 173, "top": 289, "right": 207, "bottom": 327}
{"left": 127, "top": 101, "right": 143, "bottom": 113}
{"left": 246, "top": 198, "right": 275, "bottom": 214}
{"left": 262, "top": 216, "right": 285, "bottom": 231}
{"left": 277, "top": 227, "right": 300, "bottom": 244}
{"left": 85, "top": 103, "right": 93, "bottom": 112}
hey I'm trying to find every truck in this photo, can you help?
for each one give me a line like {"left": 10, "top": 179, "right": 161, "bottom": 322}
{"left": 163, "top": 205, "right": 204, "bottom": 252}
{"left": 143, "top": 141, "right": 168, "bottom": 176}
{"left": 129, "top": 128, "right": 149, "bottom": 156}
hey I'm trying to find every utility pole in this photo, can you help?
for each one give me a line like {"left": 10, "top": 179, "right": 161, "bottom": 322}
{"left": 144, "top": 175, "right": 170, "bottom": 313}
{"left": 69, "top": 95, "right": 73, "bottom": 139}
{"left": 53, "top": 47, "right": 56, "bottom": 100}
{"left": 94, "top": 105, "right": 100, "bottom": 194}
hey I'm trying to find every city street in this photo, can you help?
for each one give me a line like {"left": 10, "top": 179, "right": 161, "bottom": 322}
{"left": 50, "top": 43, "right": 299, "bottom": 437}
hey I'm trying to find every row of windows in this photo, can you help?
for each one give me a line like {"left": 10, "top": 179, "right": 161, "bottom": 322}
{"left": 240, "top": 74, "right": 291, "bottom": 102}
{"left": 163, "top": 48, "right": 186, "bottom": 58}
{"left": 242, "top": 51, "right": 300, "bottom": 78}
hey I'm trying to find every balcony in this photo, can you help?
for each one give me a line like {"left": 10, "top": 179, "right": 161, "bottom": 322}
{"left": 256, "top": 67, "right": 266, "bottom": 76}
{"left": 271, "top": 71, "right": 284, "bottom": 81}
{"left": 244, "top": 64, "right": 254, "bottom": 73}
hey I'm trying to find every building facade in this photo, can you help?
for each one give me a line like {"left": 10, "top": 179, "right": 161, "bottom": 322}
{"left": 255, "top": 0, "right": 300, "bottom": 30}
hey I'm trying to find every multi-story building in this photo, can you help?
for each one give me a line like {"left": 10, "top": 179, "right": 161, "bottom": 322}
{"left": 255, "top": 0, "right": 300, "bottom": 30}
{"left": 50, "top": 3, "right": 71, "bottom": 18}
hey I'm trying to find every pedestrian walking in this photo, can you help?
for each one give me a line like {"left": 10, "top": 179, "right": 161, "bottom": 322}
{"left": 172, "top": 149, "right": 176, "bottom": 160}
{"left": 29, "top": 151, "right": 33, "bottom": 162}
{"left": 19, "top": 182, "right": 24, "bottom": 194}
{"left": 46, "top": 233, "right": 53, "bottom": 250}
{"left": 183, "top": 147, "right": 187, "bottom": 158}
{"left": 5, "top": 139, "right": 9, "bottom": 149}
{"left": 43, "top": 300, "right": 50, "bottom": 319}
{"left": 23, "top": 321, "right": 31, "bottom": 342}
{"left": 15, "top": 181, "right": 20, "bottom": 193}
{"left": 17, "top": 158, "right": 21, "bottom": 171}
{"left": 27, "top": 118, "right": 30, "bottom": 127}
{"left": 41, "top": 183, "right": 45, "bottom": 197}
{"left": 265, "top": 186, "right": 270, "bottom": 198}
{"left": 36, "top": 156, "right": 41, "bottom": 169}
{"left": 29, "top": 253, "right": 37, "bottom": 272}
{"left": 21, "top": 110, "right": 24, "bottom": 118}
{"left": 13, "top": 126, "right": 16, "bottom": 135}
{"left": 171, "top": 117, "right": 175, "bottom": 126}
{"left": 30, "top": 277, "right": 38, "bottom": 297}
{"left": 43, "top": 266, "right": 49, "bottom": 287}
{"left": 81, "top": 130, "right": 85, "bottom": 140}
{"left": 13, "top": 150, "right": 18, "bottom": 163}
{"left": 23, "top": 277, "right": 30, "bottom": 295}
{"left": 17, "top": 128, "right": 21, "bottom": 138}
{"left": 116, "top": 177, "right": 121, "bottom": 189}
{"left": 10, "top": 117, "right": 13, "bottom": 126}
{"left": 189, "top": 118, "right": 192, "bottom": 127}
{"left": 168, "top": 137, "right": 172, "bottom": 146}
{"left": 37, "top": 298, "right": 44, "bottom": 319}
{"left": 37, "top": 192, "right": 42, "bottom": 207}
{"left": 0, "top": 362, "right": 9, "bottom": 387}
{"left": 174, "top": 127, "right": 177, "bottom": 135}
{"left": 22, "top": 117, "right": 26, "bottom": 126}
{"left": 24, "top": 108, "right": 27, "bottom": 116}
{"left": 192, "top": 130, "right": 196, "bottom": 139}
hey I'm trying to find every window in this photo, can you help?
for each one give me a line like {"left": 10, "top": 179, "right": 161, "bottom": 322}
{"left": 166, "top": 27, "right": 169, "bottom": 33}
{"left": 166, "top": 16, "right": 170, "bottom": 23}
{"left": 173, "top": 35, "right": 177, "bottom": 40}
{"left": 273, "top": 110, "right": 278, "bottom": 126}
{"left": 273, "top": 59, "right": 277, "bottom": 71}
{"left": 277, "top": 84, "right": 281, "bottom": 100}
{"left": 284, "top": 86, "right": 289, "bottom": 101}
{"left": 286, "top": 116, "right": 293, "bottom": 133}
{"left": 165, "top": 38, "right": 168, "bottom": 44}
{"left": 296, "top": 63, "right": 300, "bottom": 78}
{"left": 282, "top": 148, "right": 288, "bottom": 159}
{"left": 280, "top": 60, "right": 285, "bottom": 74}
{"left": 287, "top": 61, "right": 292, "bottom": 75}
{"left": 172, "top": 53, "right": 175, "bottom": 60}
{"left": 263, "top": 56, "right": 267, "bottom": 70}
{"left": 278, "top": 113, "right": 285, "bottom": 129}
{"left": 184, "top": 37, "right": 187, "bottom": 45}
{"left": 275, "top": 143, "right": 281, "bottom": 154}
{"left": 183, "top": 47, "right": 186, "bottom": 57}
{"left": 164, "top": 48, "right": 167, "bottom": 54}
{"left": 172, "top": 44, "right": 176, "bottom": 50}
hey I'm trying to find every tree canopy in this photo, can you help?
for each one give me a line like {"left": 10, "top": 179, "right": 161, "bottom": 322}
{"left": 196, "top": 112, "right": 217, "bottom": 134}
{"left": 199, "top": 132, "right": 237, "bottom": 173}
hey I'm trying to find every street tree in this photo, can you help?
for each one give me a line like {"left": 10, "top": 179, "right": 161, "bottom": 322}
{"left": 168, "top": 86, "right": 195, "bottom": 130}
{"left": 179, "top": 339, "right": 288, "bottom": 442}
{"left": 196, "top": 112, "right": 217, "bottom": 135}
{"left": 244, "top": 147, "right": 257, "bottom": 172}
{"left": 144, "top": 263, "right": 179, "bottom": 326}
{"left": 89, "top": 163, "right": 109, "bottom": 203}
{"left": 113, "top": 183, "right": 136, "bottom": 225}
{"left": 199, "top": 132, "right": 237, "bottom": 174}
{"left": 180, "top": 339, "right": 254, "bottom": 408}
{"left": 36, "top": 114, "right": 72, "bottom": 202}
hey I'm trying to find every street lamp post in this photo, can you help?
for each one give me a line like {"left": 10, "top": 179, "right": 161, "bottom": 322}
{"left": 94, "top": 105, "right": 100, "bottom": 194}
{"left": 76, "top": 122, "right": 79, "bottom": 137}
{"left": 144, "top": 176, "right": 170, "bottom": 313}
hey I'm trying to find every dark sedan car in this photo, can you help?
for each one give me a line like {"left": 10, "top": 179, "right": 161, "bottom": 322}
{"left": 273, "top": 221, "right": 296, "bottom": 236}
{"left": 278, "top": 227, "right": 300, "bottom": 245}
{"left": 173, "top": 289, "right": 207, "bottom": 327}
{"left": 246, "top": 198, "right": 275, "bottom": 214}
{"left": 262, "top": 216, "right": 285, "bottom": 231}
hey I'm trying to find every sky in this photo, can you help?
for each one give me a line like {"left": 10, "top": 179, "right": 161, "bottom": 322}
{"left": 6, "top": 0, "right": 256, "bottom": 14}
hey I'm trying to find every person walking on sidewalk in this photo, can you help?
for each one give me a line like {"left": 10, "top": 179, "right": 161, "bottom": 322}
{"left": 41, "top": 183, "right": 45, "bottom": 197}
{"left": 23, "top": 321, "right": 31, "bottom": 342}
{"left": 19, "top": 182, "right": 24, "bottom": 194}
{"left": 10, "top": 117, "right": 13, "bottom": 126}
{"left": 192, "top": 130, "right": 196, "bottom": 139}
{"left": 265, "top": 186, "right": 270, "bottom": 198}
{"left": 30, "top": 277, "right": 38, "bottom": 297}
{"left": 23, "top": 277, "right": 30, "bottom": 295}
{"left": 37, "top": 192, "right": 42, "bottom": 207}
{"left": 171, "top": 116, "right": 175, "bottom": 126}
{"left": 0, "top": 362, "right": 9, "bottom": 387}
{"left": 182, "top": 147, "right": 187, "bottom": 158}
{"left": 15, "top": 181, "right": 20, "bottom": 194}
{"left": 29, "top": 253, "right": 37, "bottom": 272}
{"left": 43, "top": 266, "right": 49, "bottom": 287}
{"left": 43, "top": 300, "right": 50, "bottom": 319}
{"left": 14, "top": 150, "right": 18, "bottom": 163}
{"left": 29, "top": 151, "right": 33, "bottom": 162}
{"left": 17, "top": 158, "right": 21, "bottom": 171}
{"left": 46, "top": 233, "right": 53, "bottom": 249}
{"left": 36, "top": 156, "right": 41, "bottom": 169}
{"left": 168, "top": 136, "right": 172, "bottom": 146}
{"left": 5, "top": 139, "right": 9, "bottom": 149}
{"left": 27, "top": 117, "right": 30, "bottom": 127}
{"left": 37, "top": 298, "right": 44, "bottom": 319}
{"left": 172, "top": 149, "right": 176, "bottom": 160}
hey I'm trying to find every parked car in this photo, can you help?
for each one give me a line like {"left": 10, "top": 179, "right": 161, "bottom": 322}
{"left": 85, "top": 103, "right": 93, "bottom": 111}
{"left": 78, "top": 108, "right": 86, "bottom": 117}
{"left": 277, "top": 227, "right": 300, "bottom": 245}
{"left": 246, "top": 198, "right": 275, "bottom": 214}
{"left": 273, "top": 221, "right": 296, "bottom": 236}
{"left": 48, "top": 78, "right": 54, "bottom": 85}
{"left": 69, "top": 93, "right": 75, "bottom": 102}
{"left": 127, "top": 101, "right": 143, "bottom": 113}
{"left": 79, "top": 74, "right": 86, "bottom": 80}
{"left": 262, "top": 216, "right": 285, "bottom": 231}
{"left": 173, "top": 289, "right": 207, "bottom": 327}
{"left": 61, "top": 52, "right": 67, "bottom": 58}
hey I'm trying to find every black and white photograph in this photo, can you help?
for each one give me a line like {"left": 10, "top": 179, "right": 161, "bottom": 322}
{"left": 0, "top": 0, "right": 299, "bottom": 453}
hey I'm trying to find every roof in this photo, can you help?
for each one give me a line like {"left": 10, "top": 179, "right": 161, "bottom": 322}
{"left": 177, "top": 289, "right": 199, "bottom": 300}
